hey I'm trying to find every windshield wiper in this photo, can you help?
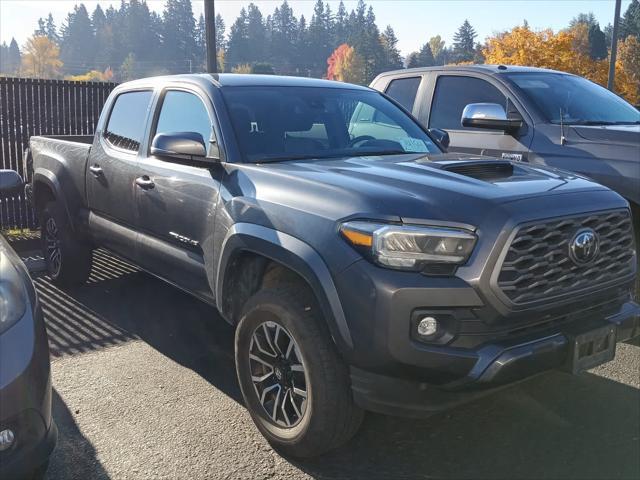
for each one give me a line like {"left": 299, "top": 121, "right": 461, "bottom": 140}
{"left": 356, "top": 149, "right": 417, "bottom": 156}
{"left": 566, "top": 120, "right": 640, "bottom": 126}
{"left": 254, "top": 150, "right": 421, "bottom": 163}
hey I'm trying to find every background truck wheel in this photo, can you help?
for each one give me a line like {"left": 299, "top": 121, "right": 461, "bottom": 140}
{"left": 235, "top": 287, "right": 364, "bottom": 458}
{"left": 40, "top": 201, "right": 92, "bottom": 287}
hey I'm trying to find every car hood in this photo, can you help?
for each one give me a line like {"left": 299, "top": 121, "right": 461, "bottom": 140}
{"left": 571, "top": 124, "right": 640, "bottom": 145}
{"left": 240, "top": 152, "right": 611, "bottom": 225}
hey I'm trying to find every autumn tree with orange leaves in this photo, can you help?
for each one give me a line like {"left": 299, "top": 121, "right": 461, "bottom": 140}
{"left": 483, "top": 25, "right": 639, "bottom": 104}
{"left": 326, "top": 43, "right": 366, "bottom": 85}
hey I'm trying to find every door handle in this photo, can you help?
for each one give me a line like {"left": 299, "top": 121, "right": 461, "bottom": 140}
{"left": 89, "top": 164, "right": 103, "bottom": 176}
{"left": 135, "top": 176, "right": 155, "bottom": 190}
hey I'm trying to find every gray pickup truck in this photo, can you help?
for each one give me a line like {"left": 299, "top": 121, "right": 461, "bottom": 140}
{"left": 28, "top": 74, "right": 639, "bottom": 457}
{"left": 370, "top": 65, "right": 640, "bottom": 219}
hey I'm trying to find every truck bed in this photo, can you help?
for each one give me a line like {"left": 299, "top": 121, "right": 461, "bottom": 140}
{"left": 29, "top": 135, "right": 94, "bottom": 214}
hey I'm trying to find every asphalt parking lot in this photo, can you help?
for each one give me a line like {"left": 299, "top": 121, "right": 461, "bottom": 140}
{"left": 30, "top": 249, "right": 639, "bottom": 480}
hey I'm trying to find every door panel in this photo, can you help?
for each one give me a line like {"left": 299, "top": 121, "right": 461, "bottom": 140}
{"left": 136, "top": 159, "right": 220, "bottom": 300}
{"left": 426, "top": 74, "right": 533, "bottom": 160}
{"left": 86, "top": 90, "right": 154, "bottom": 258}
{"left": 135, "top": 88, "right": 221, "bottom": 300}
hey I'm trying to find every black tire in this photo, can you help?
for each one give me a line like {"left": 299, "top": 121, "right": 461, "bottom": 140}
{"left": 27, "top": 460, "right": 49, "bottom": 480}
{"left": 40, "top": 201, "right": 92, "bottom": 287}
{"left": 235, "top": 287, "right": 363, "bottom": 458}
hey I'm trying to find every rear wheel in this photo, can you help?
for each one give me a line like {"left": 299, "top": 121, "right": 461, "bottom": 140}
{"left": 235, "top": 287, "right": 363, "bottom": 458}
{"left": 40, "top": 201, "right": 92, "bottom": 287}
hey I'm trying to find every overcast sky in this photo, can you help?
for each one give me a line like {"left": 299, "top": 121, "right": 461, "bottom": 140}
{"left": 0, "top": 0, "right": 631, "bottom": 56}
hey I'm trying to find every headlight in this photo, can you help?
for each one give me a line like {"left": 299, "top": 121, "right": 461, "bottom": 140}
{"left": 0, "top": 252, "right": 27, "bottom": 334}
{"left": 340, "top": 221, "right": 476, "bottom": 271}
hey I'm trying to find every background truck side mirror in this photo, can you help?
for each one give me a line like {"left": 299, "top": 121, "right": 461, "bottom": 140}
{"left": 461, "top": 103, "right": 523, "bottom": 133}
{"left": 151, "top": 132, "right": 210, "bottom": 161}
{"left": 0, "top": 169, "right": 23, "bottom": 198}
{"left": 428, "top": 128, "right": 450, "bottom": 149}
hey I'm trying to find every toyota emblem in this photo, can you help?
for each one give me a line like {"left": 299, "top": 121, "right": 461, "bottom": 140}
{"left": 569, "top": 228, "right": 599, "bottom": 265}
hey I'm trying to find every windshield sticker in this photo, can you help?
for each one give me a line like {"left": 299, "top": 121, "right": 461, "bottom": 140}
{"left": 400, "top": 137, "right": 429, "bottom": 153}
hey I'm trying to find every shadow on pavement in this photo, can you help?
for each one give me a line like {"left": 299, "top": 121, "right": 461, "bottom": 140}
{"left": 38, "top": 251, "right": 639, "bottom": 480}
{"left": 46, "top": 389, "right": 111, "bottom": 480}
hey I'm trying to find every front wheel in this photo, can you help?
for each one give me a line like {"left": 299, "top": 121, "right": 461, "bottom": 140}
{"left": 235, "top": 287, "right": 363, "bottom": 458}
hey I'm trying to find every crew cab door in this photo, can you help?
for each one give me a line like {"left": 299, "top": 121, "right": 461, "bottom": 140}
{"left": 422, "top": 74, "right": 533, "bottom": 161}
{"left": 86, "top": 89, "right": 154, "bottom": 257}
{"left": 135, "top": 87, "right": 223, "bottom": 302}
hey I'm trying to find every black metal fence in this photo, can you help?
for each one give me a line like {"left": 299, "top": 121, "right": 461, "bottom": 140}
{"left": 0, "top": 77, "right": 117, "bottom": 230}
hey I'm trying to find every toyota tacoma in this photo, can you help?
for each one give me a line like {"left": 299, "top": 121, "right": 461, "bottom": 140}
{"left": 27, "top": 74, "right": 639, "bottom": 457}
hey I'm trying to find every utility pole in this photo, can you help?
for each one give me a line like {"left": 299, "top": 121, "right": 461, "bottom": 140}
{"left": 607, "top": 0, "right": 622, "bottom": 91}
{"left": 204, "top": 0, "right": 217, "bottom": 73}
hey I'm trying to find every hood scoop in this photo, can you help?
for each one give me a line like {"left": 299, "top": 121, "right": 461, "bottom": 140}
{"left": 441, "top": 161, "right": 515, "bottom": 181}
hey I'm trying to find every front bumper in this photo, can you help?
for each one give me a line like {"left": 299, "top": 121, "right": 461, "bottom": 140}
{"left": 0, "top": 300, "right": 56, "bottom": 479}
{"left": 350, "top": 300, "right": 640, "bottom": 417}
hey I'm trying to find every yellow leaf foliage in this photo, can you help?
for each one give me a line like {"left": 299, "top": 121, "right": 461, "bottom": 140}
{"left": 326, "top": 44, "right": 366, "bottom": 85}
{"left": 483, "top": 26, "right": 639, "bottom": 104}
{"left": 21, "top": 35, "right": 62, "bottom": 79}
{"left": 65, "top": 67, "right": 114, "bottom": 82}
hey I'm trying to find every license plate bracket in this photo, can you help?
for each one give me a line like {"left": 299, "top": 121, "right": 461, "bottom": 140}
{"left": 565, "top": 324, "right": 616, "bottom": 374}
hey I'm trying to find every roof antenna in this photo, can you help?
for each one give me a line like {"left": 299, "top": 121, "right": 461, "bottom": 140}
{"left": 559, "top": 108, "right": 566, "bottom": 146}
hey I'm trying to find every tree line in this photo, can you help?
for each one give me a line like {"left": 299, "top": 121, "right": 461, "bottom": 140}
{"left": 0, "top": 0, "right": 638, "bottom": 98}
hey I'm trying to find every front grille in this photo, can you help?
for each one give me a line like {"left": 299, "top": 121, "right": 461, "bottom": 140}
{"left": 497, "top": 210, "right": 635, "bottom": 305}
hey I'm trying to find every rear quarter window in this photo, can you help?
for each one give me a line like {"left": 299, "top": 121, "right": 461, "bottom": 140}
{"left": 104, "top": 90, "right": 153, "bottom": 152}
{"left": 385, "top": 77, "right": 422, "bottom": 112}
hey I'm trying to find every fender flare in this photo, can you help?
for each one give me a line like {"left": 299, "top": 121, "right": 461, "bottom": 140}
{"left": 216, "top": 223, "right": 354, "bottom": 350}
{"left": 32, "top": 169, "right": 74, "bottom": 231}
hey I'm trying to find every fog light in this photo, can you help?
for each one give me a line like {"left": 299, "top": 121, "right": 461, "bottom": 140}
{"left": 0, "top": 429, "right": 15, "bottom": 451}
{"left": 417, "top": 316, "right": 439, "bottom": 337}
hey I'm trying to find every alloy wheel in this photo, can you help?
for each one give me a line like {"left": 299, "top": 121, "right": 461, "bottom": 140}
{"left": 45, "top": 217, "right": 62, "bottom": 277}
{"left": 249, "top": 321, "right": 308, "bottom": 428}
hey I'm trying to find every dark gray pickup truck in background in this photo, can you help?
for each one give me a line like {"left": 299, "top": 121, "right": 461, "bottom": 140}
{"left": 27, "top": 74, "right": 639, "bottom": 458}
{"left": 370, "top": 65, "right": 640, "bottom": 218}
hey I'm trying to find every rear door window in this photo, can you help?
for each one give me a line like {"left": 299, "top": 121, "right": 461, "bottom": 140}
{"left": 104, "top": 90, "right": 153, "bottom": 151}
{"left": 429, "top": 76, "right": 506, "bottom": 130}
{"left": 385, "top": 77, "right": 422, "bottom": 112}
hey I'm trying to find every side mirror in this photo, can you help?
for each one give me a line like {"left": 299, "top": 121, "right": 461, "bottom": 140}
{"left": 461, "top": 103, "right": 523, "bottom": 132}
{"left": 151, "top": 132, "right": 208, "bottom": 161}
{"left": 0, "top": 169, "right": 23, "bottom": 198}
{"left": 428, "top": 128, "right": 450, "bottom": 149}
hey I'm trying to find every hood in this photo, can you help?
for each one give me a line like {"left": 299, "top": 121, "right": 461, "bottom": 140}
{"left": 239, "top": 153, "right": 611, "bottom": 225}
{"left": 571, "top": 124, "right": 640, "bottom": 145}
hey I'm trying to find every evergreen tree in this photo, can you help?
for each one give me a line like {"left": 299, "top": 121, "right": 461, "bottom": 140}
{"left": 45, "top": 14, "right": 59, "bottom": 44}
{"left": 380, "top": 25, "right": 403, "bottom": 70}
{"left": 246, "top": 3, "right": 267, "bottom": 63}
{"left": 620, "top": 0, "right": 640, "bottom": 38}
{"left": 588, "top": 23, "right": 608, "bottom": 60}
{"left": 227, "top": 8, "right": 250, "bottom": 67}
{"left": 406, "top": 52, "right": 419, "bottom": 69}
{"left": 307, "top": 0, "right": 334, "bottom": 77}
{"left": 60, "top": 4, "right": 96, "bottom": 74}
{"left": 215, "top": 13, "right": 226, "bottom": 52}
{"left": 452, "top": 19, "right": 477, "bottom": 63}
{"left": 269, "top": 1, "right": 299, "bottom": 72}
{"left": 295, "top": 15, "right": 310, "bottom": 75}
{"left": 416, "top": 42, "right": 435, "bottom": 67}
{"left": 92, "top": 5, "right": 113, "bottom": 70}
{"left": 569, "top": 12, "right": 598, "bottom": 29}
{"left": 0, "top": 38, "right": 21, "bottom": 74}
{"left": 162, "top": 0, "right": 197, "bottom": 72}
{"left": 195, "top": 14, "right": 206, "bottom": 68}
{"left": 334, "top": 1, "right": 349, "bottom": 46}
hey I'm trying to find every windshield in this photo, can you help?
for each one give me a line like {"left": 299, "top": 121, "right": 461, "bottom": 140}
{"left": 503, "top": 72, "right": 640, "bottom": 125}
{"left": 221, "top": 86, "right": 441, "bottom": 162}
